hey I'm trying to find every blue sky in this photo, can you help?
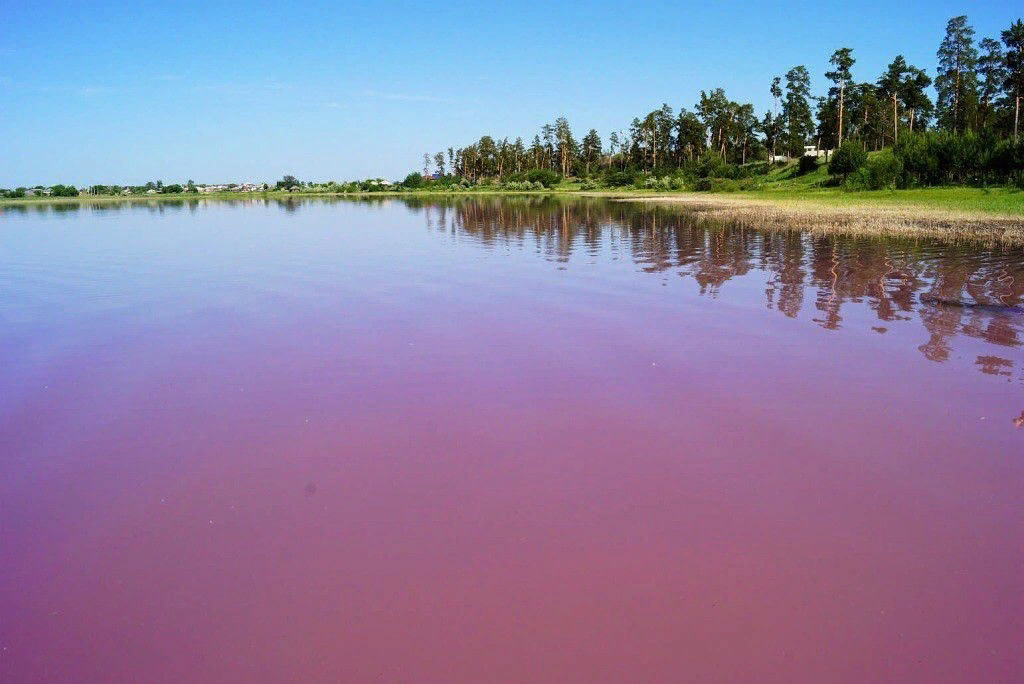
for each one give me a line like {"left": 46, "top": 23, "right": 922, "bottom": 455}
{"left": 0, "top": 1, "right": 1016, "bottom": 186}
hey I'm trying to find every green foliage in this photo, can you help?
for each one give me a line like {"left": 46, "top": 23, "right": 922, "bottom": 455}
{"left": 162, "top": 184, "right": 183, "bottom": 194}
{"left": 797, "top": 155, "right": 819, "bottom": 175}
{"left": 783, "top": 66, "right": 814, "bottom": 157}
{"left": 847, "top": 149, "right": 903, "bottom": 189}
{"left": 50, "top": 184, "right": 79, "bottom": 197}
{"left": 695, "top": 152, "right": 734, "bottom": 178}
{"left": 935, "top": 15, "right": 979, "bottom": 133}
{"left": 829, "top": 140, "right": 868, "bottom": 177}
{"left": 276, "top": 175, "right": 300, "bottom": 190}
{"left": 694, "top": 177, "right": 762, "bottom": 192}
{"left": 893, "top": 131, "right": 1024, "bottom": 186}
{"left": 991, "top": 138, "right": 1024, "bottom": 187}
{"left": 526, "top": 169, "right": 560, "bottom": 188}
{"left": 602, "top": 169, "right": 639, "bottom": 187}
{"left": 501, "top": 180, "right": 535, "bottom": 191}
{"left": 402, "top": 172, "right": 424, "bottom": 188}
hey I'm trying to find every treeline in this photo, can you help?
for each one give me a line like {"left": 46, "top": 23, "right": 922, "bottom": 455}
{"left": 416, "top": 15, "right": 1024, "bottom": 187}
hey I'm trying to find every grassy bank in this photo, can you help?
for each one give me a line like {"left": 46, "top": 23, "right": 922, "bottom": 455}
{"left": 700, "top": 161, "right": 1024, "bottom": 216}
{"left": 614, "top": 193, "right": 1024, "bottom": 245}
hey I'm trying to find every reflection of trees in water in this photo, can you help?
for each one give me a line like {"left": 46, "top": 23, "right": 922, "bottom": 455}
{"left": 424, "top": 196, "right": 1024, "bottom": 380}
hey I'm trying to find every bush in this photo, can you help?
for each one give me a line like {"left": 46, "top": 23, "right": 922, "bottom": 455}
{"left": 893, "top": 131, "right": 1024, "bottom": 186}
{"left": 579, "top": 180, "right": 599, "bottom": 191}
{"left": 829, "top": 140, "right": 867, "bottom": 178}
{"left": 797, "top": 155, "right": 819, "bottom": 175}
{"left": 526, "top": 169, "right": 560, "bottom": 188}
{"left": 50, "top": 184, "right": 79, "bottom": 197}
{"left": 501, "top": 181, "right": 535, "bottom": 191}
{"left": 847, "top": 149, "right": 903, "bottom": 190}
{"left": 603, "top": 169, "right": 638, "bottom": 187}
{"left": 402, "top": 172, "right": 424, "bottom": 189}
{"left": 694, "top": 177, "right": 761, "bottom": 193}
{"left": 991, "top": 139, "right": 1024, "bottom": 187}
{"left": 695, "top": 152, "right": 734, "bottom": 179}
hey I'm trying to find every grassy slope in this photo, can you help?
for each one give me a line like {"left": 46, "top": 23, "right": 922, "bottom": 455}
{"left": 717, "top": 160, "right": 1024, "bottom": 217}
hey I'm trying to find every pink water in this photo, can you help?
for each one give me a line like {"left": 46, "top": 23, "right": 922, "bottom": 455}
{"left": 1, "top": 197, "right": 1021, "bottom": 683}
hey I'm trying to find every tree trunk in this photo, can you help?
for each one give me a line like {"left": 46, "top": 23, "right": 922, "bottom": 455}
{"left": 838, "top": 80, "right": 845, "bottom": 146}
{"left": 893, "top": 94, "right": 898, "bottom": 145}
{"left": 1016, "top": 95, "right": 1020, "bottom": 142}
{"left": 954, "top": 65, "right": 960, "bottom": 134}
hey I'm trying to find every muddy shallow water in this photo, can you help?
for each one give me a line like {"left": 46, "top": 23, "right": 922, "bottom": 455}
{"left": 2, "top": 197, "right": 1021, "bottom": 683}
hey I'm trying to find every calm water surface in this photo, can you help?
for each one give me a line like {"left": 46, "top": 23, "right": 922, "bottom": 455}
{"left": 1, "top": 197, "right": 1022, "bottom": 683}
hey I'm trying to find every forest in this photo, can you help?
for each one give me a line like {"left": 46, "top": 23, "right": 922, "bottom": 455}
{"left": 408, "top": 15, "right": 1024, "bottom": 191}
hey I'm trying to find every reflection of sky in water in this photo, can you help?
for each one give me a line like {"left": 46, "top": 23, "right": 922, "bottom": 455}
{"left": 2, "top": 196, "right": 1021, "bottom": 684}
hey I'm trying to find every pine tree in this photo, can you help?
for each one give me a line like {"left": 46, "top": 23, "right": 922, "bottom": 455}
{"left": 825, "top": 48, "right": 855, "bottom": 145}
{"left": 936, "top": 15, "right": 979, "bottom": 133}
{"left": 783, "top": 66, "right": 813, "bottom": 157}
{"left": 1003, "top": 19, "right": 1024, "bottom": 140}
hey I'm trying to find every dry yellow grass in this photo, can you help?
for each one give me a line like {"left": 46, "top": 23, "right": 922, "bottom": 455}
{"left": 619, "top": 194, "right": 1024, "bottom": 246}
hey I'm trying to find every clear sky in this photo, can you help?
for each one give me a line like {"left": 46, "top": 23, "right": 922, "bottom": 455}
{"left": 0, "top": 1, "right": 1016, "bottom": 187}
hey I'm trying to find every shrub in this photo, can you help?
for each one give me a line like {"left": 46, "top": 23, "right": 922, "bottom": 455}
{"left": 603, "top": 169, "right": 638, "bottom": 187}
{"left": 526, "top": 169, "right": 560, "bottom": 188}
{"left": 829, "top": 140, "right": 867, "bottom": 178}
{"left": 847, "top": 149, "right": 903, "bottom": 190}
{"left": 991, "top": 139, "right": 1024, "bottom": 188}
{"left": 402, "top": 172, "right": 423, "bottom": 189}
{"left": 50, "top": 184, "right": 79, "bottom": 197}
{"left": 694, "top": 177, "right": 760, "bottom": 192}
{"left": 695, "top": 152, "right": 733, "bottom": 179}
{"left": 579, "top": 180, "right": 599, "bottom": 191}
{"left": 892, "top": 131, "right": 1024, "bottom": 186}
{"left": 797, "top": 155, "right": 819, "bottom": 175}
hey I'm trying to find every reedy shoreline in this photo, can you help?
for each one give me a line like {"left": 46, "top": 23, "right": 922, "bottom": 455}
{"left": 3, "top": 188, "right": 1023, "bottom": 245}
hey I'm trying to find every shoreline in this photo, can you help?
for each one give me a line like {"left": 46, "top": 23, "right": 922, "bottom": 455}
{"left": 4, "top": 189, "right": 1023, "bottom": 245}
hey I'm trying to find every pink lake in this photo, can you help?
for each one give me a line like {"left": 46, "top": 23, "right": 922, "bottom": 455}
{"left": 1, "top": 197, "right": 1021, "bottom": 683}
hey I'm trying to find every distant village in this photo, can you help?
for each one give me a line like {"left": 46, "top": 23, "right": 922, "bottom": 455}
{"left": 0, "top": 177, "right": 406, "bottom": 199}
{"left": 2, "top": 181, "right": 269, "bottom": 198}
